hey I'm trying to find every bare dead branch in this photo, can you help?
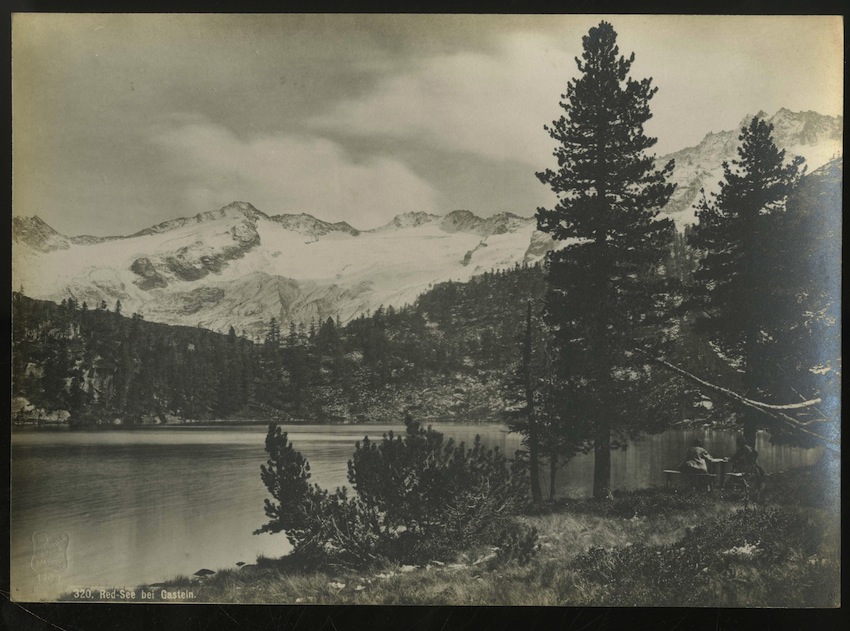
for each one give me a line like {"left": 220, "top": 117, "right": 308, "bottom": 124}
{"left": 637, "top": 349, "right": 840, "bottom": 451}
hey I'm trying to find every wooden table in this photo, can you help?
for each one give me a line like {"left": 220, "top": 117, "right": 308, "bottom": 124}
{"left": 664, "top": 459, "right": 745, "bottom": 491}
{"left": 708, "top": 458, "right": 728, "bottom": 487}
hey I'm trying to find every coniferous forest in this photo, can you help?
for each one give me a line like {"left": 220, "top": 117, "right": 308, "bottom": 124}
{"left": 12, "top": 263, "right": 551, "bottom": 425}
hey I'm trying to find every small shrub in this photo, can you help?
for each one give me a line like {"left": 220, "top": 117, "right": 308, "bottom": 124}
{"left": 680, "top": 506, "right": 823, "bottom": 561}
{"left": 759, "top": 466, "right": 836, "bottom": 510}
{"left": 254, "top": 427, "right": 383, "bottom": 566}
{"left": 570, "top": 506, "right": 828, "bottom": 606}
{"left": 493, "top": 523, "right": 540, "bottom": 566}
{"left": 562, "top": 488, "right": 733, "bottom": 520}
{"left": 256, "top": 419, "right": 529, "bottom": 567}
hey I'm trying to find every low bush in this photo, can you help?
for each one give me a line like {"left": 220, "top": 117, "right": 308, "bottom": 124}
{"left": 493, "top": 522, "right": 540, "bottom": 566}
{"left": 554, "top": 487, "right": 721, "bottom": 519}
{"left": 680, "top": 505, "right": 822, "bottom": 560}
{"left": 570, "top": 507, "right": 827, "bottom": 606}
{"left": 758, "top": 466, "right": 837, "bottom": 510}
{"left": 255, "top": 419, "right": 529, "bottom": 567}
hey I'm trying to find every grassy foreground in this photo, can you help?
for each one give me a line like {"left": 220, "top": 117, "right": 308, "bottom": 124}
{"left": 60, "top": 465, "right": 839, "bottom": 607}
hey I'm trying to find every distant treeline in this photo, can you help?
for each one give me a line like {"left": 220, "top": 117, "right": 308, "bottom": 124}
{"left": 12, "top": 263, "right": 553, "bottom": 424}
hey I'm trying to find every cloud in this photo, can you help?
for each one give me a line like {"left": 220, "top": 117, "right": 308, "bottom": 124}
{"left": 149, "top": 115, "right": 440, "bottom": 228}
{"left": 310, "top": 19, "right": 844, "bottom": 162}
{"left": 310, "top": 33, "right": 572, "bottom": 167}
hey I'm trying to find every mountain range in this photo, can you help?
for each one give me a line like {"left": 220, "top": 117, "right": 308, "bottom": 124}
{"left": 12, "top": 109, "right": 842, "bottom": 336}
{"left": 13, "top": 203, "right": 544, "bottom": 336}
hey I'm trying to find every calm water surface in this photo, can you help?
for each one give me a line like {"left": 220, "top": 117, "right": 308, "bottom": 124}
{"left": 10, "top": 422, "right": 823, "bottom": 601}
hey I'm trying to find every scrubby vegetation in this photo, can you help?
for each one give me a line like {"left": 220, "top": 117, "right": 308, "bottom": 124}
{"left": 66, "top": 465, "right": 837, "bottom": 606}
{"left": 255, "top": 420, "right": 530, "bottom": 567}
{"left": 571, "top": 505, "right": 834, "bottom": 606}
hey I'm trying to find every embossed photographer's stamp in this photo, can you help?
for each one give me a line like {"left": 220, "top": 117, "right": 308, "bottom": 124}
{"left": 31, "top": 530, "right": 70, "bottom": 586}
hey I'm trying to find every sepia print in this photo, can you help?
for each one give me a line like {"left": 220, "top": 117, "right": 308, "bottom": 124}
{"left": 10, "top": 14, "right": 841, "bottom": 607}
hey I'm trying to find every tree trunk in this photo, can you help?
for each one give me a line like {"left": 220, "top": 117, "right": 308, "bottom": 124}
{"left": 592, "top": 419, "right": 611, "bottom": 499}
{"left": 742, "top": 411, "right": 758, "bottom": 449}
{"left": 549, "top": 454, "right": 558, "bottom": 501}
{"left": 742, "top": 216, "right": 759, "bottom": 450}
{"left": 742, "top": 317, "right": 759, "bottom": 449}
{"left": 590, "top": 219, "right": 613, "bottom": 500}
{"left": 524, "top": 301, "right": 542, "bottom": 503}
{"left": 529, "top": 419, "right": 542, "bottom": 503}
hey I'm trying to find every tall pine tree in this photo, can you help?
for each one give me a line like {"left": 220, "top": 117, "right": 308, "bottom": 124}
{"left": 503, "top": 301, "right": 543, "bottom": 502}
{"left": 536, "top": 21, "right": 676, "bottom": 498}
{"left": 688, "top": 117, "right": 805, "bottom": 448}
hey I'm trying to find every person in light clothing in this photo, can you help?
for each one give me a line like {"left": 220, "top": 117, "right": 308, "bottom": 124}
{"left": 679, "top": 438, "right": 715, "bottom": 475}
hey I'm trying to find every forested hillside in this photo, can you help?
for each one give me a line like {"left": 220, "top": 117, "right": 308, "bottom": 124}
{"left": 11, "top": 263, "right": 548, "bottom": 425}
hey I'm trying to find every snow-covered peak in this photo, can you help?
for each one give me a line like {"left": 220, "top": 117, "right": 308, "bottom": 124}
{"left": 268, "top": 213, "right": 360, "bottom": 238}
{"left": 660, "top": 108, "right": 842, "bottom": 224}
{"left": 372, "top": 210, "right": 533, "bottom": 236}
{"left": 437, "top": 210, "right": 533, "bottom": 237}
{"left": 13, "top": 203, "right": 548, "bottom": 336}
{"left": 219, "top": 201, "right": 269, "bottom": 221}
{"left": 735, "top": 109, "right": 842, "bottom": 147}
{"left": 480, "top": 212, "right": 535, "bottom": 236}
{"left": 129, "top": 203, "right": 262, "bottom": 238}
{"left": 12, "top": 215, "right": 70, "bottom": 252}
{"left": 440, "top": 209, "right": 486, "bottom": 234}
{"left": 739, "top": 110, "right": 770, "bottom": 129}
{"left": 767, "top": 109, "right": 843, "bottom": 147}
{"left": 372, "top": 211, "right": 442, "bottom": 231}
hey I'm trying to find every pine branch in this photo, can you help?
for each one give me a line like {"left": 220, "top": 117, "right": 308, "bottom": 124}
{"left": 635, "top": 348, "right": 839, "bottom": 450}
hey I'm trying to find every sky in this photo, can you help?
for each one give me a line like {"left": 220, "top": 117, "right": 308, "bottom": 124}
{"left": 12, "top": 14, "right": 843, "bottom": 237}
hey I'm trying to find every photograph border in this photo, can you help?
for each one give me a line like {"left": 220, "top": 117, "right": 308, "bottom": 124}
{"left": 3, "top": 2, "right": 844, "bottom": 629}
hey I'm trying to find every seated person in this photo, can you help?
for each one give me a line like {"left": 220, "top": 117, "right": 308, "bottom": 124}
{"left": 729, "top": 435, "right": 765, "bottom": 476}
{"left": 679, "top": 438, "right": 716, "bottom": 475}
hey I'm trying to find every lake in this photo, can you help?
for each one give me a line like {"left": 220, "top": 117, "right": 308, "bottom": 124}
{"left": 10, "top": 422, "right": 823, "bottom": 601}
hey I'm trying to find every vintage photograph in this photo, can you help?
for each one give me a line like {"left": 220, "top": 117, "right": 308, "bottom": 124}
{"left": 10, "top": 14, "right": 841, "bottom": 607}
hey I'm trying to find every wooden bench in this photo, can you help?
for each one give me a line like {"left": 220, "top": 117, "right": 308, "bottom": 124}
{"left": 663, "top": 469, "right": 717, "bottom": 490}
{"left": 722, "top": 471, "right": 755, "bottom": 489}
